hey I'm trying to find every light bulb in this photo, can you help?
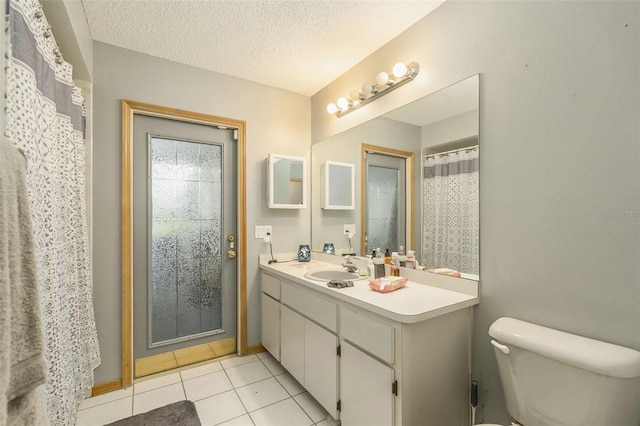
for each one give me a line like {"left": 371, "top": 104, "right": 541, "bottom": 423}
{"left": 350, "top": 89, "right": 362, "bottom": 101}
{"left": 376, "top": 71, "right": 389, "bottom": 86}
{"left": 327, "top": 103, "right": 338, "bottom": 114}
{"left": 337, "top": 97, "right": 349, "bottom": 110}
{"left": 362, "top": 83, "right": 373, "bottom": 95}
{"left": 392, "top": 62, "right": 407, "bottom": 78}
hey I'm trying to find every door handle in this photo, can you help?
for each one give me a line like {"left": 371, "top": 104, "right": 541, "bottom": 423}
{"left": 227, "top": 234, "right": 236, "bottom": 259}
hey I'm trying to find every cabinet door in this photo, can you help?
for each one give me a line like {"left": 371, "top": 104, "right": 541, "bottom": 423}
{"left": 280, "top": 305, "right": 304, "bottom": 385}
{"left": 304, "top": 319, "right": 338, "bottom": 419}
{"left": 340, "top": 340, "right": 395, "bottom": 426}
{"left": 261, "top": 293, "right": 280, "bottom": 361}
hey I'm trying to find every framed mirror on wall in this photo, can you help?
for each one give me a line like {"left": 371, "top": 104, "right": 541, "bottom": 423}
{"left": 311, "top": 74, "right": 479, "bottom": 279}
{"left": 268, "top": 153, "right": 307, "bottom": 209}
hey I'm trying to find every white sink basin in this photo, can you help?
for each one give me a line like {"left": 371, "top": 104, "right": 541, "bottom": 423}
{"left": 304, "top": 269, "right": 362, "bottom": 282}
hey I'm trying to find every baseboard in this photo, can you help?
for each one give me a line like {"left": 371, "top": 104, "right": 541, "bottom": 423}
{"left": 246, "top": 344, "right": 265, "bottom": 355}
{"left": 92, "top": 378, "right": 123, "bottom": 396}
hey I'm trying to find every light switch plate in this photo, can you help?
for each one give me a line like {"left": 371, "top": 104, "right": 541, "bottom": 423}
{"left": 343, "top": 224, "right": 356, "bottom": 236}
{"left": 255, "top": 225, "right": 272, "bottom": 239}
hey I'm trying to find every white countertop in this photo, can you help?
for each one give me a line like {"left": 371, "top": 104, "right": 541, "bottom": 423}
{"left": 259, "top": 254, "right": 479, "bottom": 324}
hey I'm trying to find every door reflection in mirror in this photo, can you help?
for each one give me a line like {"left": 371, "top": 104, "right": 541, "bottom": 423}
{"left": 364, "top": 152, "right": 406, "bottom": 256}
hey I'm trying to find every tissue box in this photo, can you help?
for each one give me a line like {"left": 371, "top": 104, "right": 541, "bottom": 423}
{"left": 369, "top": 276, "right": 408, "bottom": 293}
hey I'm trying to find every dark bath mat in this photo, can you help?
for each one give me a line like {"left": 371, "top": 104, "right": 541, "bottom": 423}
{"left": 105, "top": 400, "right": 200, "bottom": 426}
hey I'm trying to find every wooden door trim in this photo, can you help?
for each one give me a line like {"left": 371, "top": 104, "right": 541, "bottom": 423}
{"left": 360, "top": 143, "right": 414, "bottom": 256}
{"left": 121, "top": 99, "right": 247, "bottom": 387}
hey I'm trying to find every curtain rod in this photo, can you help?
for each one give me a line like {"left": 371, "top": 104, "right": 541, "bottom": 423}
{"left": 424, "top": 145, "right": 478, "bottom": 158}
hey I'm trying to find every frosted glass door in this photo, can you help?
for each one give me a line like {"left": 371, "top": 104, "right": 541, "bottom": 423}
{"left": 150, "top": 137, "right": 223, "bottom": 345}
{"left": 132, "top": 113, "right": 237, "bottom": 366}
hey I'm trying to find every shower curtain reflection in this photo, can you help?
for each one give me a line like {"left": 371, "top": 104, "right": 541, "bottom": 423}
{"left": 422, "top": 146, "right": 479, "bottom": 275}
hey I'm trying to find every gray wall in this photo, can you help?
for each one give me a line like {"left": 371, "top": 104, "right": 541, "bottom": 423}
{"left": 312, "top": 1, "right": 639, "bottom": 423}
{"left": 92, "top": 42, "right": 311, "bottom": 383}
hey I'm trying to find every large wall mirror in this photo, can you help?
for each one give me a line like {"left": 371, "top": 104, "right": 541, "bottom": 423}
{"left": 311, "top": 74, "right": 479, "bottom": 279}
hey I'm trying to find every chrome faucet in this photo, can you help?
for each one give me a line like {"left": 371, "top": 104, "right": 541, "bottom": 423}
{"left": 342, "top": 255, "right": 358, "bottom": 273}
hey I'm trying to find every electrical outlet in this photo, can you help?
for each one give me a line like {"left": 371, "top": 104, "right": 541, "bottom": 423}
{"left": 343, "top": 224, "right": 356, "bottom": 236}
{"left": 255, "top": 225, "right": 272, "bottom": 239}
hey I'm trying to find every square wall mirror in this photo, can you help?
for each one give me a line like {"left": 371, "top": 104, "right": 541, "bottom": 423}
{"left": 322, "top": 161, "right": 355, "bottom": 210}
{"left": 268, "top": 153, "right": 307, "bottom": 209}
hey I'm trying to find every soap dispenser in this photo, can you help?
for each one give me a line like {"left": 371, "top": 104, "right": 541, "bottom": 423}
{"left": 373, "top": 249, "right": 386, "bottom": 278}
{"left": 390, "top": 252, "right": 400, "bottom": 276}
{"left": 366, "top": 255, "right": 374, "bottom": 278}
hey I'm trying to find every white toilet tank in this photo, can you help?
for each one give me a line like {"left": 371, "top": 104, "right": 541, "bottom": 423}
{"left": 489, "top": 317, "right": 640, "bottom": 426}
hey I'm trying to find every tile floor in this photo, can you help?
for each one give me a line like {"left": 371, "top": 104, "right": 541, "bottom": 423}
{"left": 76, "top": 352, "right": 340, "bottom": 426}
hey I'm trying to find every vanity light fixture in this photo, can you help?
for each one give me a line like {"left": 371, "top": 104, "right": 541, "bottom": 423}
{"left": 326, "top": 61, "right": 420, "bottom": 117}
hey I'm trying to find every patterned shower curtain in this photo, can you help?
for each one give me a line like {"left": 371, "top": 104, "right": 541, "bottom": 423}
{"left": 5, "top": 0, "right": 101, "bottom": 424}
{"left": 422, "top": 147, "right": 479, "bottom": 275}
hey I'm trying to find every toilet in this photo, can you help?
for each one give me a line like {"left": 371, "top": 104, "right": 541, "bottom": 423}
{"left": 476, "top": 317, "right": 640, "bottom": 426}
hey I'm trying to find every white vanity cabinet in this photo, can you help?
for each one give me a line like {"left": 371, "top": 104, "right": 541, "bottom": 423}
{"left": 280, "top": 305, "right": 305, "bottom": 383}
{"left": 338, "top": 304, "right": 471, "bottom": 425}
{"left": 262, "top": 273, "right": 339, "bottom": 419}
{"left": 340, "top": 340, "right": 395, "bottom": 425}
{"left": 260, "top": 266, "right": 475, "bottom": 426}
{"left": 261, "top": 274, "right": 281, "bottom": 361}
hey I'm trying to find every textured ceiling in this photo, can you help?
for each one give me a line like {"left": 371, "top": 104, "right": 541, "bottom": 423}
{"left": 81, "top": 0, "right": 444, "bottom": 96}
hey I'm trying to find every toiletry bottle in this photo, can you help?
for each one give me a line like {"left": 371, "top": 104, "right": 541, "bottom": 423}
{"left": 384, "top": 248, "right": 391, "bottom": 265}
{"left": 366, "top": 255, "right": 374, "bottom": 278}
{"left": 373, "top": 249, "right": 386, "bottom": 278}
{"left": 398, "top": 245, "right": 406, "bottom": 267}
{"left": 390, "top": 252, "right": 400, "bottom": 276}
{"left": 405, "top": 250, "right": 416, "bottom": 269}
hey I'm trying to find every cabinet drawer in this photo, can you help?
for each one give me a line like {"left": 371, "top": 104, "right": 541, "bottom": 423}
{"left": 340, "top": 306, "right": 394, "bottom": 364}
{"left": 281, "top": 281, "right": 337, "bottom": 332}
{"left": 261, "top": 273, "right": 280, "bottom": 299}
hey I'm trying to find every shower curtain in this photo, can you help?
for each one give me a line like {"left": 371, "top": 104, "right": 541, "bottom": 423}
{"left": 422, "top": 147, "right": 479, "bottom": 275}
{"left": 5, "top": 0, "right": 101, "bottom": 424}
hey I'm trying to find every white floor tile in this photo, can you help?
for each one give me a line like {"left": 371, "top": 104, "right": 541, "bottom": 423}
{"left": 294, "top": 392, "right": 329, "bottom": 423}
{"left": 134, "top": 372, "right": 182, "bottom": 394}
{"left": 75, "top": 396, "right": 132, "bottom": 426}
{"left": 77, "top": 387, "right": 133, "bottom": 410}
{"left": 315, "top": 417, "right": 340, "bottom": 426}
{"left": 183, "top": 370, "right": 234, "bottom": 401}
{"left": 133, "top": 382, "right": 185, "bottom": 415}
{"left": 225, "top": 361, "right": 272, "bottom": 388}
{"left": 181, "top": 361, "right": 223, "bottom": 381}
{"left": 275, "top": 373, "right": 305, "bottom": 397}
{"left": 255, "top": 351, "right": 272, "bottom": 361}
{"left": 220, "top": 414, "right": 253, "bottom": 426}
{"left": 260, "top": 357, "right": 285, "bottom": 376}
{"left": 217, "top": 414, "right": 255, "bottom": 426}
{"left": 235, "top": 377, "right": 289, "bottom": 412}
{"left": 249, "top": 398, "right": 313, "bottom": 426}
{"left": 221, "top": 354, "right": 259, "bottom": 369}
{"left": 195, "top": 390, "right": 247, "bottom": 426}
